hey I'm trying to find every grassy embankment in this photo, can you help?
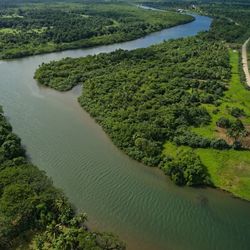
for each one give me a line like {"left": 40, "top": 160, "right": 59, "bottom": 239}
{"left": 164, "top": 50, "right": 250, "bottom": 200}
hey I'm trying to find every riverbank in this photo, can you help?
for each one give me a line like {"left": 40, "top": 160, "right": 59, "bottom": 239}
{"left": 0, "top": 2, "right": 193, "bottom": 60}
{"left": 1, "top": 12, "right": 250, "bottom": 250}
{"left": 242, "top": 38, "right": 250, "bottom": 86}
{"left": 35, "top": 33, "right": 250, "bottom": 201}
{"left": 192, "top": 50, "right": 250, "bottom": 201}
{"left": 0, "top": 106, "right": 125, "bottom": 249}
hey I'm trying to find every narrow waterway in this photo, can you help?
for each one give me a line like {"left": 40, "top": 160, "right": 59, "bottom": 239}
{"left": 0, "top": 15, "right": 250, "bottom": 250}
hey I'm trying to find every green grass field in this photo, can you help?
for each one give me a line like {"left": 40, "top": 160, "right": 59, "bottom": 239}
{"left": 193, "top": 50, "right": 250, "bottom": 138}
{"left": 164, "top": 50, "right": 250, "bottom": 200}
{"left": 0, "top": 28, "right": 19, "bottom": 34}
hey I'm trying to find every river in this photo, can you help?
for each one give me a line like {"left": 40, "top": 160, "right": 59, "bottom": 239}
{"left": 0, "top": 14, "right": 250, "bottom": 250}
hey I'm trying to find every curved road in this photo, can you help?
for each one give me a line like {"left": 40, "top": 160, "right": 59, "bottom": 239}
{"left": 242, "top": 38, "right": 250, "bottom": 86}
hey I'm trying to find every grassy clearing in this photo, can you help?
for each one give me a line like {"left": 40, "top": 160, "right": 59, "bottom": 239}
{"left": 193, "top": 50, "right": 250, "bottom": 138}
{"left": 1, "top": 14, "right": 23, "bottom": 19}
{"left": 164, "top": 142, "right": 250, "bottom": 200}
{"left": 196, "top": 148, "right": 250, "bottom": 200}
{"left": 31, "top": 27, "right": 47, "bottom": 34}
{"left": 0, "top": 28, "right": 19, "bottom": 34}
{"left": 164, "top": 50, "right": 250, "bottom": 200}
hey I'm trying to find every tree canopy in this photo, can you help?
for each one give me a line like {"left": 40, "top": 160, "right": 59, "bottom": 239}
{"left": 0, "top": 2, "right": 193, "bottom": 59}
{"left": 34, "top": 2, "right": 250, "bottom": 188}
{"left": 0, "top": 107, "right": 125, "bottom": 249}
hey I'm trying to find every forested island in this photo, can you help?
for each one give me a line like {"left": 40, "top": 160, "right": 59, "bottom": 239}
{"left": 35, "top": 0, "right": 250, "bottom": 200}
{"left": 0, "top": 106, "right": 125, "bottom": 249}
{"left": 0, "top": 2, "right": 193, "bottom": 59}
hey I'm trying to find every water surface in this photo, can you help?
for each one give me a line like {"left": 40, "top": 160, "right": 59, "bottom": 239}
{"left": 1, "top": 15, "right": 250, "bottom": 250}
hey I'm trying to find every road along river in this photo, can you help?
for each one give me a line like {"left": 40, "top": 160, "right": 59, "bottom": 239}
{"left": 242, "top": 38, "right": 250, "bottom": 86}
{"left": 0, "top": 14, "right": 250, "bottom": 250}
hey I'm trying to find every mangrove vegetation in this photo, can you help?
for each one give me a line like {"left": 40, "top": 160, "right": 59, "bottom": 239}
{"left": 0, "top": 106, "right": 125, "bottom": 249}
{"left": 35, "top": 1, "right": 250, "bottom": 200}
{"left": 0, "top": 2, "right": 193, "bottom": 59}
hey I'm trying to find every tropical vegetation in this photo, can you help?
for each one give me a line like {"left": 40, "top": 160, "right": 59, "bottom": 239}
{"left": 0, "top": 2, "right": 193, "bottom": 59}
{"left": 34, "top": 1, "right": 250, "bottom": 200}
{"left": 0, "top": 106, "right": 125, "bottom": 249}
{"left": 35, "top": 33, "right": 230, "bottom": 187}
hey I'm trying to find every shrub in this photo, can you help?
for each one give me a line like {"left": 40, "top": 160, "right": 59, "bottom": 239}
{"left": 164, "top": 150, "right": 210, "bottom": 186}
{"left": 230, "top": 107, "right": 245, "bottom": 118}
{"left": 210, "top": 139, "right": 230, "bottom": 149}
{"left": 227, "top": 119, "right": 247, "bottom": 143}
{"left": 216, "top": 117, "right": 231, "bottom": 128}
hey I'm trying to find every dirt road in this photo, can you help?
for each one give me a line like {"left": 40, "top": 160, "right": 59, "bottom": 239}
{"left": 242, "top": 38, "right": 250, "bottom": 87}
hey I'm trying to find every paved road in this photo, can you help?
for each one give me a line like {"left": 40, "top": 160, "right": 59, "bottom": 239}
{"left": 242, "top": 38, "right": 250, "bottom": 87}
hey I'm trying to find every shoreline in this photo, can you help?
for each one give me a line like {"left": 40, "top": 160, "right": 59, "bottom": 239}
{"left": 0, "top": 16, "right": 194, "bottom": 61}
{"left": 1, "top": 12, "right": 250, "bottom": 248}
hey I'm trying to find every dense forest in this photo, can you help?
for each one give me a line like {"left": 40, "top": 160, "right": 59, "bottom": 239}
{"left": 0, "top": 2, "right": 193, "bottom": 59}
{"left": 1, "top": 1, "right": 250, "bottom": 249}
{"left": 35, "top": 34, "right": 231, "bottom": 186}
{"left": 143, "top": 0, "right": 250, "bottom": 43}
{"left": 199, "top": 4, "right": 250, "bottom": 44}
{"left": 35, "top": 1, "right": 250, "bottom": 198}
{"left": 0, "top": 106, "right": 125, "bottom": 249}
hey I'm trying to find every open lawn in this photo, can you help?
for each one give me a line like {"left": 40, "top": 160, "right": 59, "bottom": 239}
{"left": 0, "top": 28, "right": 19, "bottom": 34}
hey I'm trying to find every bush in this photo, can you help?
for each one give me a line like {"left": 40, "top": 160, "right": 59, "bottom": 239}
{"left": 227, "top": 119, "right": 247, "bottom": 143}
{"left": 210, "top": 139, "right": 230, "bottom": 149}
{"left": 173, "top": 131, "right": 211, "bottom": 148}
{"left": 164, "top": 150, "right": 210, "bottom": 186}
{"left": 230, "top": 107, "right": 245, "bottom": 118}
{"left": 216, "top": 117, "right": 231, "bottom": 128}
{"left": 232, "top": 141, "right": 242, "bottom": 149}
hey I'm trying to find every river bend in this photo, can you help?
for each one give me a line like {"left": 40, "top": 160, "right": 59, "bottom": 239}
{"left": 0, "top": 14, "right": 250, "bottom": 250}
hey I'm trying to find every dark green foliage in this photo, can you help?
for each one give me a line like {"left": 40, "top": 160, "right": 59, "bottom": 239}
{"left": 2, "top": 138, "right": 24, "bottom": 159}
{"left": 227, "top": 119, "right": 247, "bottom": 144}
{"left": 173, "top": 133, "right": 210, "bottom": 148}
{"left": 0, "top": 112, "right": 24, "bottom": 161}
{"left": 0, "top": 3, "right": 193, "bottom": 59}
{"left": 146, "top": 1, "right": 250, "bottom": 45}
{"left": 35, "top": 35, "right": 231, "bottom": 168}
{"left": 201, "top": 3, "right": 250, "bottom": 44}
{"left": 173, "top": 129, "right": 229, "bottom": 149}
{"left": 210, "top": 139, "right": 230, "bottom": 150}
{"left": 0, "top": 106, "right": 125, "bottom": 249}
{"left": 32, "top": 1, "right": 249, "bottom": 189}
{"left": 164, "top": 150, "right": 210, "bottom": 186}
{"left": 216, "top": 117, "right": 247, "bottom": 146}
{"left": 216, "top": 117, "right": 231, "bottom": 128}
{"left": 207, "top": 18, "right": 247, "bottom": 43}
{"left": 230, "top": 107, "right": 245, "bottom": 118}
{"left": 35, "top": 222, "right": 124, "bottom": 250}
{"left": 216, "top": 117, "right": 248, "bottom": 148}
